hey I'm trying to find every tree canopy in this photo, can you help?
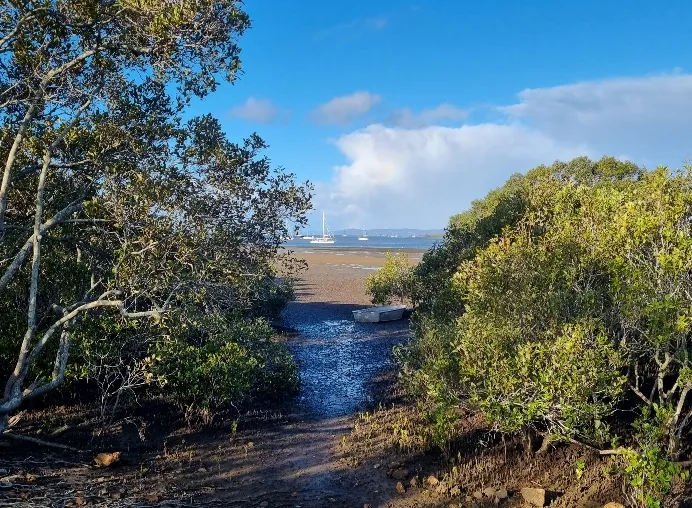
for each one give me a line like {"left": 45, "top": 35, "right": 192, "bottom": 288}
{"left": 0, "top": 0, "right": 311, "bottom": 429}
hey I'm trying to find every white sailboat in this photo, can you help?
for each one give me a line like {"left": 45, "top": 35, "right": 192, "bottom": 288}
{"left": 358, "top": 227, "right": 369, "bottom": 241}
{"left": 310, "top": 213, "right": 335, "bottom": 244}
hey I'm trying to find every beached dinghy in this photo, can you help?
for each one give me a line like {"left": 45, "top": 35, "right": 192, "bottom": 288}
{"left": 352, "top": 304, "right": 407, "bottom": 323}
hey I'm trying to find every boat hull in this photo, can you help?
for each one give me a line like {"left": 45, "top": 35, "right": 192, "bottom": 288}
{"left": 352, "top": 304, "right": 407, "bottom": 323}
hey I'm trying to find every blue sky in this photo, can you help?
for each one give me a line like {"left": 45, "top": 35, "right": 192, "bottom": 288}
{"left": 189, "top": 0, "right": 692, "bottom": 229}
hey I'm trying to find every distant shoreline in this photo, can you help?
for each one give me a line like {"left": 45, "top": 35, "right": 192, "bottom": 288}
{"left": 280, "top": 246, "right": 430, "bottom": 255}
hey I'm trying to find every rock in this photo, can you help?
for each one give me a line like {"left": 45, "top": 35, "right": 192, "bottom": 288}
{"left": 483, "top": 486, "right": 497, "bottom": 497}
{"left": 144, "top": 494, "right": 159, "bottom": 504}
{"left": 0, "top": 469, "right": 7, "bottom": 475}
{"left": 473, "top": 490, "right": 483, "bottom": 500}
{"left": 396, "top": 481, "right": 406, "bottom": 494}
{"left": 426, "top": 475, "right": 439, "bottom": 486}
{"left": 392, "top": 469, "right": 409, "bottom": 480}
{"left": 521, "top": 487, "right": 554, "bottom": 507}
{"left": 94, "top": 452, "right": 120, "bottom": 467}
{"left": 409, "top": 477, "right": 418, "bottom": 488}
{"left": 74, "top": 497, "right": 85, "bottom": 506}
{"left": 247, "top": 441, "right": 255, "bottom": 448}
{"left": 495, "top": 487, "right": 508, "bottom": 500}
{"left": 603, "top": 504, "right": 625, "bottom": 508}
{"left": 259, "top": 502, "right": 269, "bottom": 508}
{"left": 364, "top": 505, "right": 372, "bottom": 508}
{"left": 373, "top": 463, "right": 380, "bottom": 469}
{"left": 110, "top": 493, "right": 121, "bottom": 500}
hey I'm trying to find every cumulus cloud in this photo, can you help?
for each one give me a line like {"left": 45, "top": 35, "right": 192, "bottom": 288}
{"left": 388, "top": 103, "right": 469, "bottom": 128}
{"left": 320, "top": 124, "right": 585, "bottom": 229}
{"left": 229, "top": 97, "right": 283, "bottom": 124}
{"left": 310, "top": 91, "right": 381, "bottom": 126}
{"left": 318, "top": 73, "right": 692, "bottom": 229}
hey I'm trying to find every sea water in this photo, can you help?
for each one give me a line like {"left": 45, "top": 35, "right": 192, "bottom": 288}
{"left": 282, "top": 235, "right": 439, "bottom": 251}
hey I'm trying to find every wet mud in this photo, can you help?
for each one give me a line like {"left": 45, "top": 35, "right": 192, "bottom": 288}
{"left": 284, "top": 301, "right": 410, "bottom": 418}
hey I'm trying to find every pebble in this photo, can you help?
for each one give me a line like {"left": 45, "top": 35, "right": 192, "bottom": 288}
{"left": 392, "top": 468, "right": 408, "bottom": 480}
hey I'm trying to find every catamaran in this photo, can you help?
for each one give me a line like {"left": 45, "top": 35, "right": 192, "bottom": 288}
{"left": 358, "top": 227, "right": 369, "bottom": 241}
{"left": 310, "top": 212, "right": 335, "bottom": 244}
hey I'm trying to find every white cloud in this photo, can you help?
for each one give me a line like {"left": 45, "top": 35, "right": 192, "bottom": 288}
{"left": 319, "top": 124, "right": 585, "bottom": 229}
{"left": 318, "top": 73, "right": 692, "bottom": 229}
{"left": 389, "top": 103, "right": 469, "bottom": 128}
{"left": 310, "top": 92, "right": 381, "bottom": 126}
{"left": 502, "top": 74, "right": 692, "bottom": 164}
{"left": 229, "top": 97, "right": 283, "bottom": 124}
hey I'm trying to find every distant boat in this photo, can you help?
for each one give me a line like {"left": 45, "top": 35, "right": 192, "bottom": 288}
{"left": 358, "top": 226, "right": 369, "bottom": 241}
{"left": 310, "top": 212, "right": 335, "bottom": 244}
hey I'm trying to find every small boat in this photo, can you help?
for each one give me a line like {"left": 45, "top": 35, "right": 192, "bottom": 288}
{"left": 310, "top": 212, "right": 335, "bottom": 244}
{"left": 302, "top": 235, "right": 314, "bottom": 240}
{"left": 358, "top": 226, "right": 369, "bottom": 241}
{"left": 352, "top": 304, "right": 407, "bottom": 323}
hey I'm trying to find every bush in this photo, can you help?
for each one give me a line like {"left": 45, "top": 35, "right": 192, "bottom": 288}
{"left": 366, "top": 252, "right": 414, "bottom": 305}
{"left": 399, "top": 157, "right": 691, "bottom": 505}
{"left": 151, "top": 312, "right": 298, "bottom": 421}
{"left": 621, "top": 405, "right": 689, "bottom": 508}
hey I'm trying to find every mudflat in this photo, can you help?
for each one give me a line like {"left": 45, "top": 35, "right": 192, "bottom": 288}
{"left": 286, "top": 248, "right": 423, "bottom": 306}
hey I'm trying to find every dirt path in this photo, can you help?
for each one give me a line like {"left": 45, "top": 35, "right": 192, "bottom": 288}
{"left": 153, "top": 252, "right": 423, "bottom": 507}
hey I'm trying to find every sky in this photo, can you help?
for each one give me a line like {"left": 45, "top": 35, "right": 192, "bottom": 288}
{"left": 189, "top": 0, "right": 692, "bottom": 230}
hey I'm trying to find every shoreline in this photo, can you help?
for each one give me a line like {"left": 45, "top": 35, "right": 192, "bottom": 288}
{"left": 281, "top": 246, "right": 429, "bottom": 255}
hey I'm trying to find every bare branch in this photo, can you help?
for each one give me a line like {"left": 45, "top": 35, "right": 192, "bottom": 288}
{"left": 1, "top": 432, "right": 84, "bottom": 452}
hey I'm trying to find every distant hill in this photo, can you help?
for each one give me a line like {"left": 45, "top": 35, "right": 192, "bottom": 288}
{"left": 333, "top": 228, "right": 445, "bottom": 238}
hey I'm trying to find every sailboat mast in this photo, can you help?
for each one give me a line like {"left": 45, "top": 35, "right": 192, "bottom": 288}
{"left": 322, "top": 212, "right": 325, "bottom": 237}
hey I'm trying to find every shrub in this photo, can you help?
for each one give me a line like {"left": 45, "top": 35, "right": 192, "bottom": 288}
{"left": 366, "top": 252, "right": 414, "bottom": 305}
{"left": 399, "top": 158, "right": 691, "bottom": 506}
{"left": 622, "top": 405, "right": 690, "bottom": 507}
{"left": 151, "top": 312, "right": 298, "bottom": 421}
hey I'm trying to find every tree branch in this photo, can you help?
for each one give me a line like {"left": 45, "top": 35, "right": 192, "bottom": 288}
{"left": 0, "top": 432, "right": 84, "bottom": 452}
{"left": 0, "top": 198, "right": 84, "bottom": 294}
